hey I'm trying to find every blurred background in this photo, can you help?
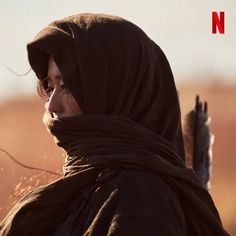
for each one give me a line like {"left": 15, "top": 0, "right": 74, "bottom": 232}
{"left": 0, "top": 0, "right": 235, "bottom": 234}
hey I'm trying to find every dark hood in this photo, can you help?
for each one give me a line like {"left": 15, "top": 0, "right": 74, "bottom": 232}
{"left": 27, "top": 13, "right": 185, "bottom": 160}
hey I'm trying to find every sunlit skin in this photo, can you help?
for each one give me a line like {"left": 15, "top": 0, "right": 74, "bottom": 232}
{"left": 44, "top": 57, "right": 83, "bottom": 118}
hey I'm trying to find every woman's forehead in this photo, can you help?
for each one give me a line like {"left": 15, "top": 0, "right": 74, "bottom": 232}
{"left": 47, "top": 57, "right": 63, "bottom": 83}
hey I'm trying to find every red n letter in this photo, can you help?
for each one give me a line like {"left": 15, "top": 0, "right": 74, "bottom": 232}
{"left": 212, "top": 12, "right": 225, "bottom": 34}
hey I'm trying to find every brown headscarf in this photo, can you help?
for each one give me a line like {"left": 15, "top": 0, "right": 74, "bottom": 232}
{"left": 27, "top": 13, "right": 185, "bottom": 159}
{"left": 0, "top": 13, "right": 229, "bottom": 236}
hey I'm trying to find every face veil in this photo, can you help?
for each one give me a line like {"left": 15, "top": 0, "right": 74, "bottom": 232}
{"left": 27, "top": 13, "right": 185, "bottom": 160}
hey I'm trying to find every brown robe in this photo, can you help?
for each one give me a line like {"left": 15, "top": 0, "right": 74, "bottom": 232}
{"left": 0, "top": 13, "right": 229, "bottom": 235}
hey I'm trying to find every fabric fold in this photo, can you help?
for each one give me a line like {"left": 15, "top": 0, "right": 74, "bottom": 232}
{"left": 0, "top": 114, "right": 229, "bottom": 235}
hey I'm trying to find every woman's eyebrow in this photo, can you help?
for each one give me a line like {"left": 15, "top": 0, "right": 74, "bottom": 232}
{"left": 46, "top": 74, "right": 63, "bottom": 81}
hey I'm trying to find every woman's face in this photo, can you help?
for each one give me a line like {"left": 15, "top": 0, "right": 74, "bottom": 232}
{"left": 44, "top": 57, "right": 83, "bottom": 118}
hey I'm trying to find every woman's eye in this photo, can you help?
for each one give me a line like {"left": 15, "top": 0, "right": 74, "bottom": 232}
{"left": 44, "top": 84, "right": 67, "bottom": 97}
{"left": 45, "top": 87, "right": 54, "bottom": 95}
{"left": 61, "top": 84, "right": 67, "bottom": 90}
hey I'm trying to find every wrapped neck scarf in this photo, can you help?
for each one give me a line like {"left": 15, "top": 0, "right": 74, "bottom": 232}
{"left": 45, "top": 114, "right": 185, "bottom": 176}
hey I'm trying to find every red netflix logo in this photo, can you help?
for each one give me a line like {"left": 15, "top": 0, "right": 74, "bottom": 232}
{"left": 212, "top": 12, "right": 225, "bottom": 34}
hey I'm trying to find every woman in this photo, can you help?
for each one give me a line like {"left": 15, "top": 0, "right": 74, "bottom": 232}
{"left": 0, "top": 13, "right": 229, "bottom": 235}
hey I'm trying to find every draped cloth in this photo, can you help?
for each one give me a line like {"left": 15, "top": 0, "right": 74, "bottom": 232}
{"left": 26, "top": 13, "right": 185, "bottom": 159}
{"left": 0, "top": 114, "right": 229, "bottom": 235}
{"left": 0, "top": 13, "right": 229, "bottom": 235}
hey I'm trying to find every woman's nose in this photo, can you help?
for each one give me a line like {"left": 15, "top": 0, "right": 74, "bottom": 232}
{"left": 45, "top": 90, "right": 63, "bottom": 115}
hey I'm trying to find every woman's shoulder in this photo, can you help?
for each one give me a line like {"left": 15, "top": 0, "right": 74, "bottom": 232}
{"left": 101, "top": 168, "right": 177, "bottom": 197}
{"left": 79, "top": 168, "right": 187, "bottom": 236}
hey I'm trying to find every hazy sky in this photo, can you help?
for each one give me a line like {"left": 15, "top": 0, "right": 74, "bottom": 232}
{"left": 0, "top": 0, "right": 235, "bottom": 100}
